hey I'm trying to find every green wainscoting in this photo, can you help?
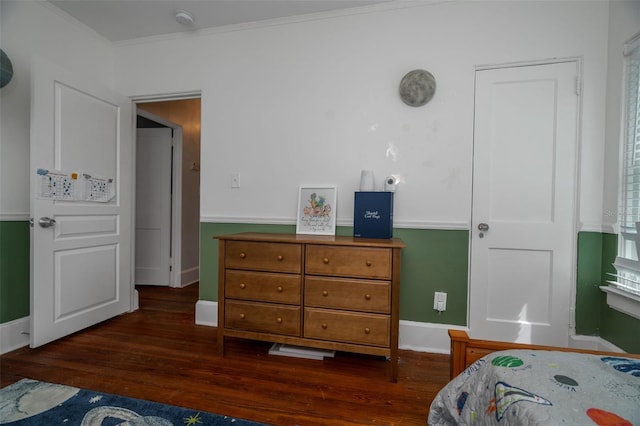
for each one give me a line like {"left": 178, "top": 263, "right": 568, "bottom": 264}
{"left": 200, "top": 223, "right": 469, "bottom": 325}
{"left": 576, "top": 231, "right": 640, "bottom": 353}
{"left": 575, "top": 232, "right": 609, "bottom": 335}
{"left": 0, "top": 221, "right": 30, "bottom": 323}
{"left": 601, "top": 309, "right": 640, "bottom": 353}
{"left": 3, "top": 221, "right": 638, "bottom": 353}
{"left": 598, "top": 234, "right": 640, "bottom": 354}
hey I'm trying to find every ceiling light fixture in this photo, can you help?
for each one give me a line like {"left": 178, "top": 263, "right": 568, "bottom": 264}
{"left": 175, "top": 10, "right": 194, "bottom": 26}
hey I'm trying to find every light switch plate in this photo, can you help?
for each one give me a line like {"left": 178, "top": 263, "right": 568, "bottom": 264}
{"left": 231, "top": 173, "right": 240, "bottom": 188}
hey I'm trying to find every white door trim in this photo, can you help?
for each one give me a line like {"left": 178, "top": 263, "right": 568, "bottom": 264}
{"left": 132, "top": 92, "right": 202, "bottom": 103}
{"left": 135, "top": 109, "right": 183, "bottom": 288}
{"left": 476, "top": 56, "right": 583, "bottom": 72}
{"left": 132, "top": 91, "right": 201, "bottom": 289}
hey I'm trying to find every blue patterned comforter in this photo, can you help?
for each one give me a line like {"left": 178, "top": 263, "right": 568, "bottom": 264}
{"left": 428, "top": 350, "right": 640, "bottom": 425}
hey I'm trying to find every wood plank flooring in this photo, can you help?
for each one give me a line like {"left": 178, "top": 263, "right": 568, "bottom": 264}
{"left": 0, "top": 284, "right": 450, "bottom": 425}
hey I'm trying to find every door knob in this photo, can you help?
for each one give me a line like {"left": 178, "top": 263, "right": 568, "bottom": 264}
{"left": 478, "top": 223, "right": 490, "bottom": 231}
{"left": 38, "top": 217, "right": 56, "bottom": 228}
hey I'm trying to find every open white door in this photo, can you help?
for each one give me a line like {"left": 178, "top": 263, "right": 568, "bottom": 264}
{"left": 135, "top": 127, "right": 173, "bottom": 285}
{"left": 469, "top": 61, "right": 579, "bottom": 346}
{"left": 30, "top": 58, "right": 133, "bottom": 347}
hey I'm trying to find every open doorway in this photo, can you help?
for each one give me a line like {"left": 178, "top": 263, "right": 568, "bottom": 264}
{"left": 136, "top": 98, "right": 201, "bottom": 288}
{"left": 135, "top": 111, "right": 179, "bottom": 286}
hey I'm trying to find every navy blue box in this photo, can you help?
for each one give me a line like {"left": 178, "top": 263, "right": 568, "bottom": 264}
{"left": 353, "top": 192, "right": 394, "bottom": 239}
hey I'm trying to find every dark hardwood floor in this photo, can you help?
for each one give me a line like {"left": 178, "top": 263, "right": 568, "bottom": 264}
{"left": 1, "top": 284, "right": 449, "bottom": 425}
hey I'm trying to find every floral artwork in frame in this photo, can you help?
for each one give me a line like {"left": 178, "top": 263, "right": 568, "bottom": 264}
{"left": 296, "top": 185, "right": 337, "bottom": 235}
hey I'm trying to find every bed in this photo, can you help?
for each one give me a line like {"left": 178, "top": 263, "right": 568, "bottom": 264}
{"left": 428, "top": 330, "right": 640, "bottom": 425}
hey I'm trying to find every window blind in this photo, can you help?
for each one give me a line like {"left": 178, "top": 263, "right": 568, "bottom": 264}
{"left": 614, "top": 32, "right": 640, "bottom": 295}
{"left": 620, "top": 39, "right": 640, "bottom": 235}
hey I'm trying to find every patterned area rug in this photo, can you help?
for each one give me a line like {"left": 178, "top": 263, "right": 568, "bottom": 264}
{"left": 0, "top": 378, "right": 266, "bottom": 425}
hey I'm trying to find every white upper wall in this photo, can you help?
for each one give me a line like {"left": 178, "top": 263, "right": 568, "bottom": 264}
{"left": 0, "top": 0, "right": 626, "bottom": 233}
{"left": 115, "top": 0, "right": 611, "bottom": 230}
{"left": 0, "top": 1, "right": 115, "bottom": 218}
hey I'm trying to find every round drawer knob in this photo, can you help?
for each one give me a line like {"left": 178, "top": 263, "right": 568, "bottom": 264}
{"left": 322, "top": 290, "right": 328, "bottom": 297}
{"left": 240, "top": 283, "right": 246, "bottom": 289}
{"left": 276, "top": 317, "right": 283, "bottom": 324}
{"left": 364, "top": 327, "right": 371, "bottom": 334}
{"left": 277, "top": 286, "right": 283, "bottom": 292}
{"left": 239, "top": 252, "right": 246, "bottom": 259}
{"left": 322, "top": 323, "right": 328, "bottom": 329}
{"left": 366, "top": 260, "right": 372, "bottom": 267}
{"left": 240, "top": 313, "right": 246, "bottom": 319}
{"left": 364, "top": 294, "right": 371, "bottom": 300}
{"left": 277, "top": 255, "right": 284, "bottom": 261}
{"left": 323, "top": 257, "right": 330, "bottom": 264}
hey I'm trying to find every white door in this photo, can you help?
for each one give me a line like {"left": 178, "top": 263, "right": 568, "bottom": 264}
{"left": 30, "top": 58, "right": 133, "bottom": 347}
{"left": 135, "top": 127, "right": 173, "bottom": 285}
{"left": 469, "top": 61, "right": 579, "bottom": 346}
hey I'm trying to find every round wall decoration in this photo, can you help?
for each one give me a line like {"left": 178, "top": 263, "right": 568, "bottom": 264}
{"left": 1, "top": 49, "right": 14, "bottom": 89}
{"left": 399, "top": 69, "right": 436, "bottom": 107}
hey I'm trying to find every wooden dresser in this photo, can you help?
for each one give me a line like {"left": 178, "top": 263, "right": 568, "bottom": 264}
{"left": 216, "top": 232, "right": 405, "bottom": 381}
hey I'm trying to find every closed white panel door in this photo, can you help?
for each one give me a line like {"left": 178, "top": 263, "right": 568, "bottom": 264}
{"left": 470, "top": 61, "right": 578, "bottom": 346}
{"left": 30, "top": 58, "right": 133, "bottom": 347}
{"left": 135, "top": 128, "right": 172, "bottom": 285}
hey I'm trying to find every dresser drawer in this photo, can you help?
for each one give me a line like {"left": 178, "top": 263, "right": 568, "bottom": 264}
{"left": 305, "top": 245, "right": 391, "bottom": 279}
{"left": 226, "top": 270, "right": 301, "bottom": 304}
{"left": 305, "top": 277, "right": 391, "bottom": 313}
{"left": 304, "top": 308, "right": 390, "bottom": 347}
{"left": 225, "top": 300, "right": 300, "bottom": 336}
{"left": 225, "top": 241, "right": 301, "bottom": 273}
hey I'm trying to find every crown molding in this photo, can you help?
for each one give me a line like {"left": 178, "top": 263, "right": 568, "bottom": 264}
{"left": 114, "top": 0, "right": 452, "bottom": 47}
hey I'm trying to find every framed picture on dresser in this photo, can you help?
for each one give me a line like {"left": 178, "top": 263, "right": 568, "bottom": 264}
{"left": 296, "top": 185, "right": 337, "bottom": 235}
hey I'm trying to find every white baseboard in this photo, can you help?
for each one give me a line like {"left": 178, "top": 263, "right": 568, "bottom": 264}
{"left": 399, "top": 321, "right": 468, "bottom": 353}
{"left": 132, "top": 289, "right": 139, "bottom": 311}
{"left": 181, "top": 267, "right": 199, "bottom": 287}
{"left": 0, "top": 316, "right": 30, "bottom": 355}
{"left": 569, "top": 334, "right": 625, "bottom": 352}
{"left": 398, "top": 323, "right": 628, "bottom": 354}
{"left": 195, "top": 300, "right": 218, "bottom": 326}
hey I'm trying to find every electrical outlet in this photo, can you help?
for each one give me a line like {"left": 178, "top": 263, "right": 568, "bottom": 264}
{"left": 433, "top": 291, "right": 447, "bottom": 312}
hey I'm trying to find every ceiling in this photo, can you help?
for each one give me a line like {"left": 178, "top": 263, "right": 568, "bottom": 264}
{"left": 48, "top": 0, "right": 392, "bottom": 43}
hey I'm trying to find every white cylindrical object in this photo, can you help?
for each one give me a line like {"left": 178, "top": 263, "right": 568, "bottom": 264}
{"left": 360, "top": 170, "right": 375, "bottom": 191}
{"left": 384, "top": 176, "right": 397, "bottom": 192}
